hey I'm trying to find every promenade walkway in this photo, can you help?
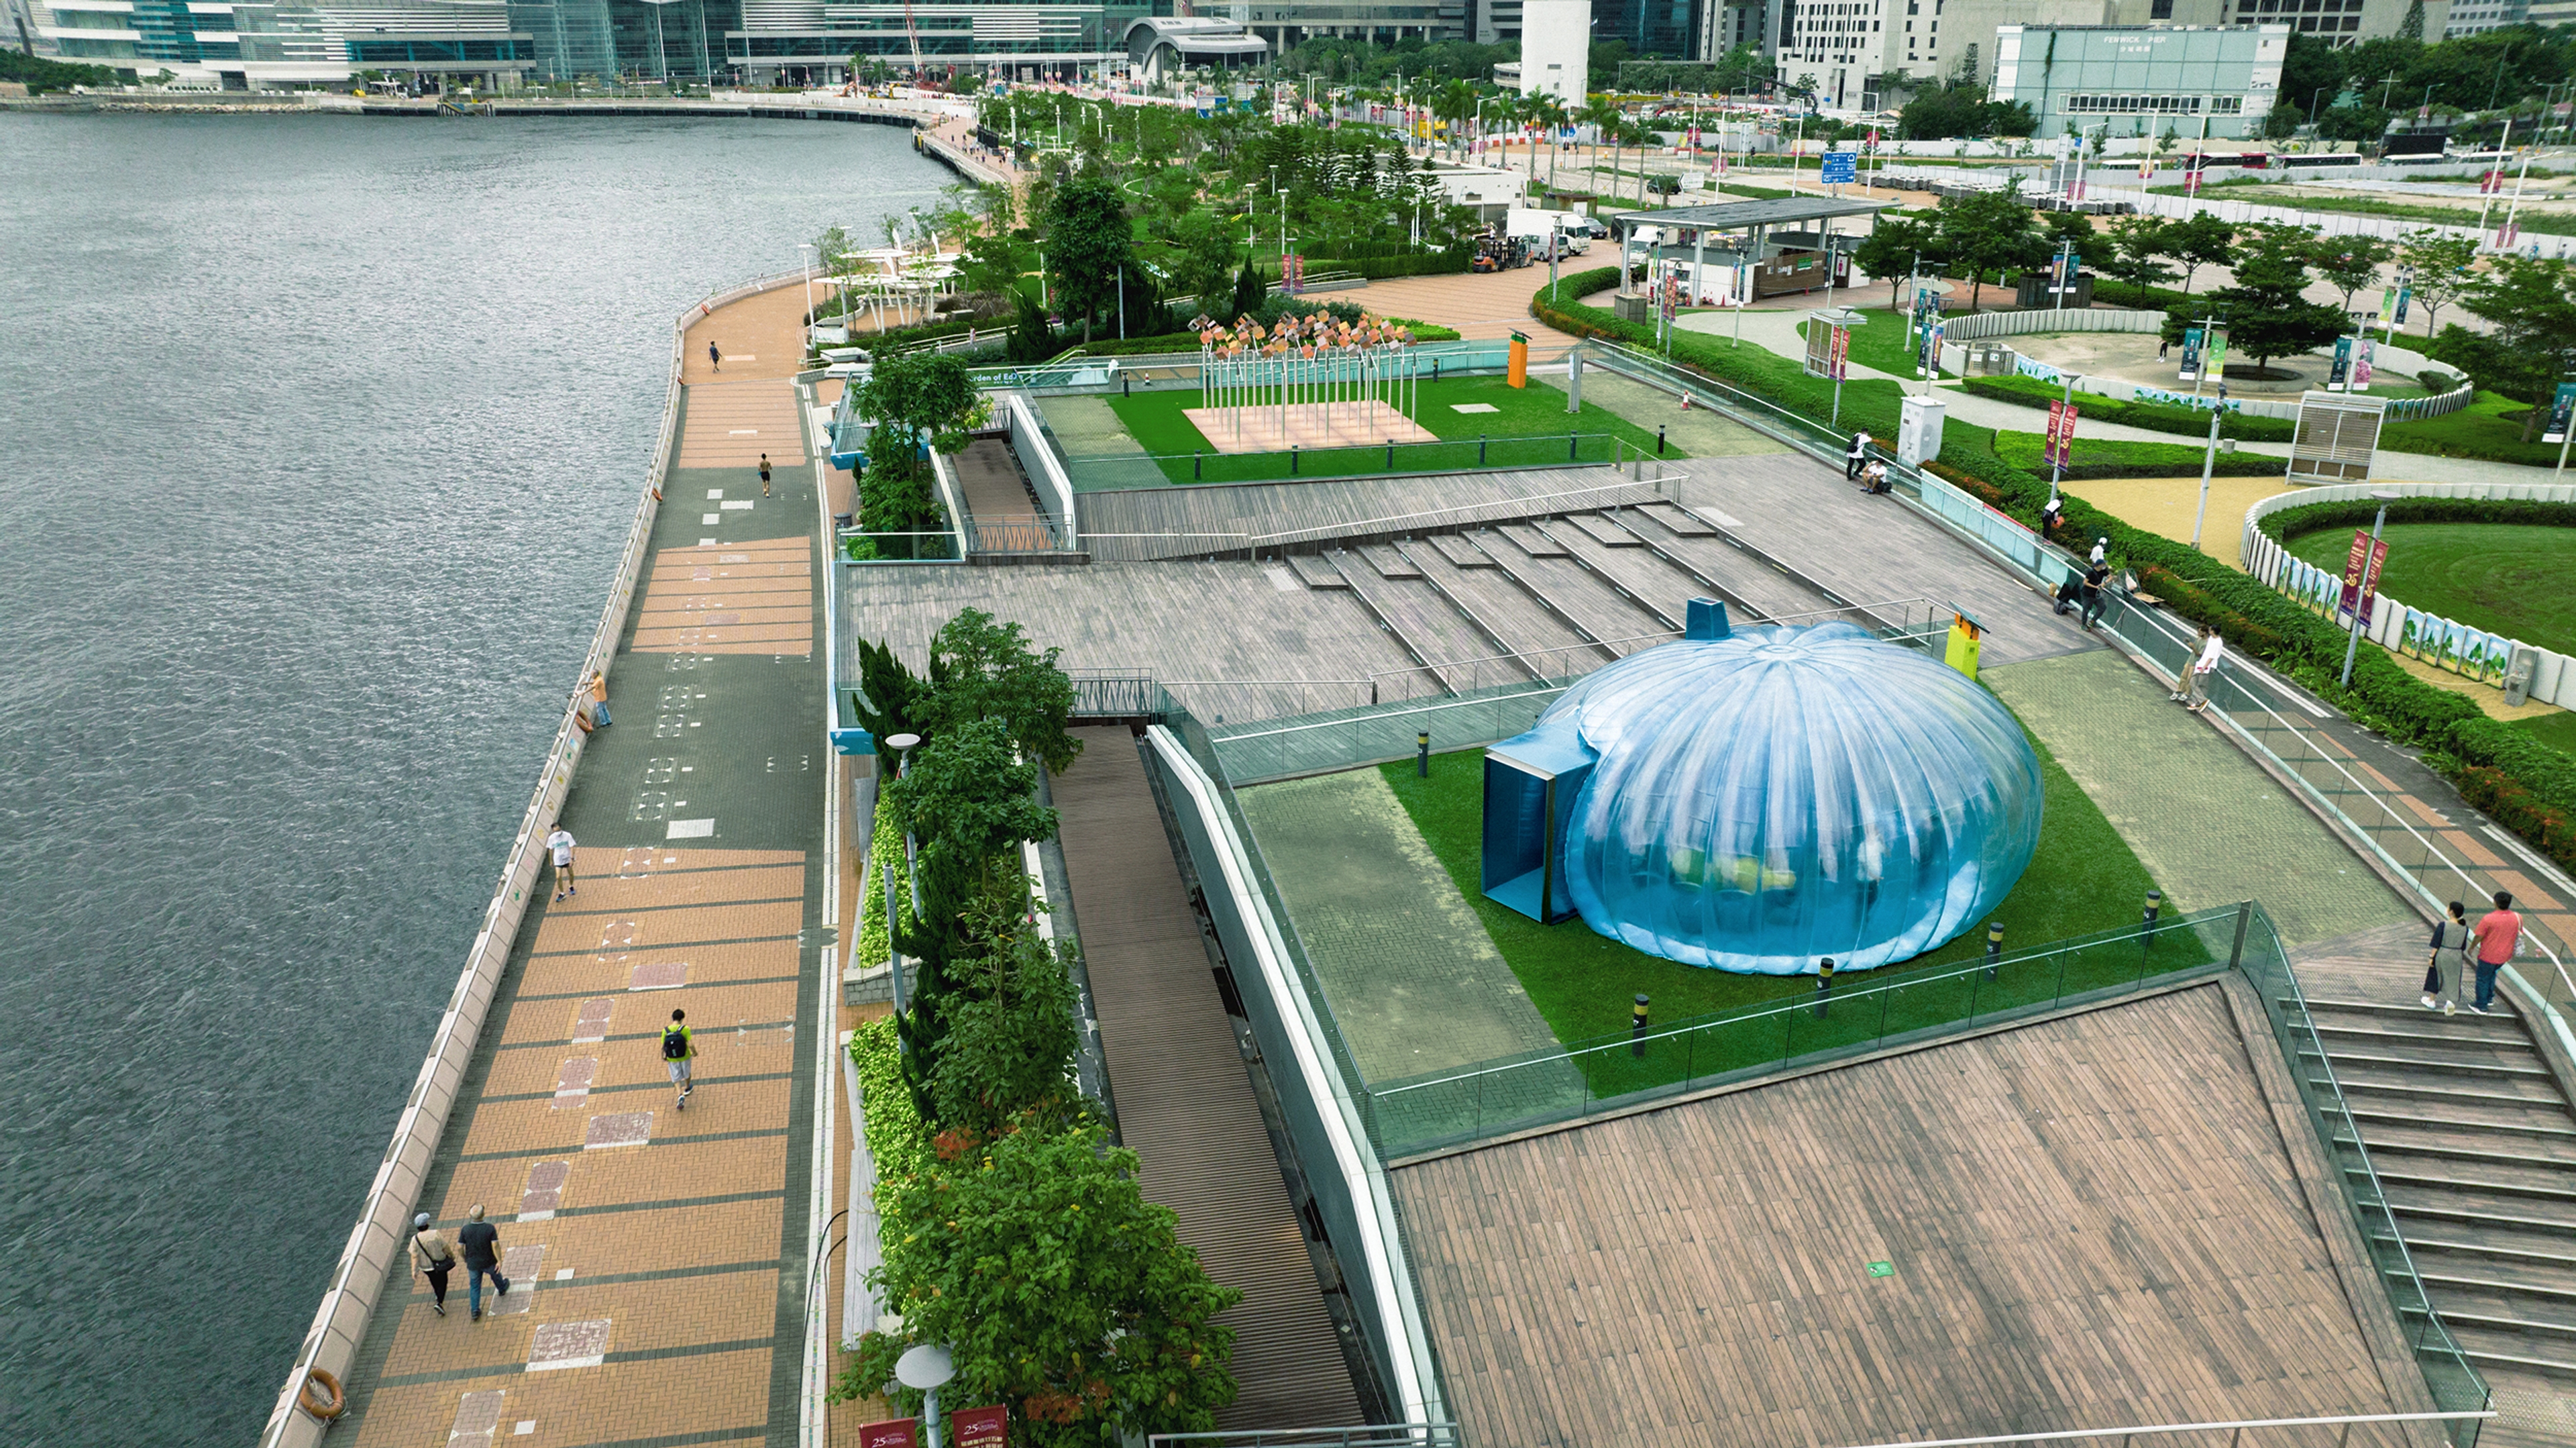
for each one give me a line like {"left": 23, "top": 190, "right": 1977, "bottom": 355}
{"left": 327, "top": 288, "right": 827, "bottom": 1448}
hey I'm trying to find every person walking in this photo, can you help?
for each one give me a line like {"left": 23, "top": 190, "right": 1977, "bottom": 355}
{"left": 457, "top": 1205, "right": 510, "bottom": 1322}
{"left": 2424, "top": 900, "right": 2473, "bottom": 1014}
{"left": 708, "top": 340, "right": 722, "bottom": 372}
{"left": 759, "top": 454, "right": 772, "bottom": 497}
{"left": 2158, "top": 338, "right": 2170, "bottom": 361}
{"left": 545, "top": 822, "right": 577, "bottom": 902}
{"left": 2470, "top": 890, "right": 2524, "bottom": 1015}
{"left": 2080, "top": 557, "right": 2112, "bottom": 629}
{"left": 662, "top": 1008, "right": 698, "bottom": 1110}
{"left": 2176, "top": 623, "right": 2224, "bottom": 712}
{"left": 1845, "top": 431, "right": 1871, "bottom": 480}
{"left": 411, "top": 1212, "right": 456, "bottom": 1318}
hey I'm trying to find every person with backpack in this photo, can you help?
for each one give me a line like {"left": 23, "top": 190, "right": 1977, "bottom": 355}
{"left": 456, "top": 1204, "right": 509, "bottom": 1323}
{"left": 411, "top": 1212, "right": 456, "bottom": 1318}
{"left": 663, "top": 1008, "right": 697, "bottom": 1110}
{"left": 2424, "top": 901, "right": 2473, "bottom": 1015}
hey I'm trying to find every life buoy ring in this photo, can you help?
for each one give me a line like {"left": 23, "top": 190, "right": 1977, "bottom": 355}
{"left": 299, "top": 1365, "right": 347, "bottom": 1420}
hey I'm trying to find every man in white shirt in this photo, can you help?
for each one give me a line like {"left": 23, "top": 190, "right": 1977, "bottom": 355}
{"left": 2176, "top": 625, "right": 2224, "bottom": 713}
{"left": 1845, "top": 431, "right": 1872, "bottom": 480}
{"left": 546, "top": 823, "right": 578, "bottom": 902}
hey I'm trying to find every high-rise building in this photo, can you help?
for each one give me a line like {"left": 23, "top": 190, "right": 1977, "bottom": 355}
{"left": 1519, "top": 0, "right": 1588, "bottom": 97}
{"left": 1988, "top": 22, "right": 2287, "bottom": 138}
{"left": 2445, "top": 0, "right": 2523, "bottom": 33}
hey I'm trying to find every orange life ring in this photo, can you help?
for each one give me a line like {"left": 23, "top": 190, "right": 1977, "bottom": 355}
{"left": 299, "top": 1365, "right": 347, "bottom": 1420}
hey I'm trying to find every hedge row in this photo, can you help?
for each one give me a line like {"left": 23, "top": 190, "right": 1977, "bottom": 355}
{"left": 849, "top": 1017, "right": 930, "bottom": 1185}
{"left": 1962, "top": 375, "right": 2298, "bottom": 444}
{"left": 1991, "top": 429, "right": 2289, "bottom": 480}
{"left": 2257, "top": 496, "right": 2576, "bottom": 546}
{"left": 1535, "top": 267, "right": 2576, "bottom": 873}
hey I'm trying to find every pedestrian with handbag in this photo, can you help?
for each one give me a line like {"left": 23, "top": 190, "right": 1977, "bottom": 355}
{"left": 2423, "top": 902, "right": 2473, "bottom": 1015}
{"left": 411, "top": 1212, "right": 457, "bottom": 1318}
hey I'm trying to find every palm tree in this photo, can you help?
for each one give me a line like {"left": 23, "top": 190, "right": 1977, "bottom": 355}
{"left": 1434, "top": 80, "right": 1477, "bottom": 162}
{"left": 1579, "top": 97, "right": 1623, "bottom": 203}
{"left": 1526, "top": 93, "right": 1570, "bottom": 192}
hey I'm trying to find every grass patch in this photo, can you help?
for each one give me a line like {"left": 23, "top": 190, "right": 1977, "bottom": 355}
{"left": 2284, "top": 522, "right": 2576, "bottom": 657}
{"left": 1375, "top": 715, "right": 2163, "bottom": 1060}
{"left": 1101, "top": 374, "right": 1681, "bottom": 484}
{"left": 2376, "top": 390, "right": 2575, "bottom": 467}
{"left": 1994, "top": 429, "right": 2288, "bottom": 480}
{"left": 2516, "top": 711, "right": 2576, "bottom": 756}
{"left": 1801, "top": 313, "right": 1951, "bottom": 380}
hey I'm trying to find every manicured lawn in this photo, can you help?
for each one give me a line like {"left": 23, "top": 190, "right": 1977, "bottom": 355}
{"left": 1376, "top": 715, "right": 2163, "bottom": 1062}
{"left": 2286, "top": 521, "right": 2576, "bottom": 658}
{"left": 2516, "top": 710, "right": 2576, "bottom": 756}
{"left": 2378, "top": 391, "right": 2573, "bottom": 467}
{"left": 1102, "top": 373, "right": 1682, "bottom": 484}
{"left": 1994, "top": 429, "right": 2288, "bottom": 480}
{"left": 1801, "top": 312, "right": 1951, "bottom": 380}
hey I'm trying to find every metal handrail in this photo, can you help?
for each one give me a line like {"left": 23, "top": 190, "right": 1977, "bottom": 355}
{"left": 1831, "top": 1410, "right": 2493, "bottom": 1448}
{"left": 1149, "top": 1428, "right": 1462, "bottom": 1448}
{"left": 1371, "top": 904, "right": 2247, "bottom": 1102}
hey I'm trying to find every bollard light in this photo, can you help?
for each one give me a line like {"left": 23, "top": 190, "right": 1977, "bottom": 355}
{"left": 1416, "top": 729, "right": 1430, "bottom": 777}
{"left": 1291, "top": 444, "right": 1300, "bottom": 476}
{"left": 1658, "top": 423, "right": 1668, "bottom": 456}
{"left": 1815, "top": 958, "right": 1836, "bottom": 1019}
{"left": 2142, "top": 888, "right": 2163, "bottom": 953}
{"left": 1984, "top": 920, "right": 2004, "bottom": 981}
{"left": 1631, "top": 994, "right": 1651, "bottom": 1056}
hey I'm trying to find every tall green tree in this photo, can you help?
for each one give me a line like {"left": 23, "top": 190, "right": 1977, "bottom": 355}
{"left": 2310, "top": 233, "right": 2395, "bottom": 316}
{"left": 921, "top": 607, "right": 1083, "bottom": 775}
{"left": 2445, "top": 253, "right": 2576, "bottom": 439}
{"left": 2101, "top": 216, "right": 2178, "bottom": 303}
{"left": 857, "top": 351, "right": 983, "bottom": 547}
{"left": 1935, "top": 179, "right": 2048, "bottom": 312}
{"left": 1854, "top": 214, "right": 1946, "bottom": 311}
{"left": 2160, "top": 211, "right": 2236, "bottom": 303}
{"left": 2397, "top": 229, "right": 2479, "bottom": 338}
{"left": 836, "top": 1122, "right": 1242, "bottom": 1448}
{"left": 1041, "top": 172, "right": 1136, "bottom": 344}
{"left": 2195, "top": 223, "right": 2351, "bottom": 373}
{"left": 928, "top": 890, "right": 1087, "bottom": 1137}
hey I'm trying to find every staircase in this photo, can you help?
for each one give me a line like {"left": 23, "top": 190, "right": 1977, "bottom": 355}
{"left": 2296, "top": 924, "right": 2576, "bottom": 1447}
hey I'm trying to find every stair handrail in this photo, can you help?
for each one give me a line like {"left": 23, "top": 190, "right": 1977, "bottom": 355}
{"left": 1828, "top": 1408, "right": 2493, "bottom": 1448}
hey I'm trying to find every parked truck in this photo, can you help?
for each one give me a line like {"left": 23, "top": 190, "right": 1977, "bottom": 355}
{"left": 1503, "top": 207, "right": 1592, "bottom": 259}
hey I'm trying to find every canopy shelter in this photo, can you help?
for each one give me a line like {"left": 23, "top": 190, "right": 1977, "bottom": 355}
{"left": 1602, "top": 195, "right": 1900, "bottom": 309}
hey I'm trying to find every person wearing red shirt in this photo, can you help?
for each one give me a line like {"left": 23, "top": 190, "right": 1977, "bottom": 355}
{"left": 2470, "top": 890, "right": 2524, "bottom": 1016}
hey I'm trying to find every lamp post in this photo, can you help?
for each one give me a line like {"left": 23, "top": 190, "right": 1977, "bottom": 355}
{"left": 798, "top": 241, "right": 816, "bottom": 334}
{"left": 2338, "top": 490, "right": 2402, "bottom": 689}
{"left": 895, "top": 1345, "right": 957, "bottom": 1448}
{"left": 2190, "top": 405, "right": 2220, "bottom": 552}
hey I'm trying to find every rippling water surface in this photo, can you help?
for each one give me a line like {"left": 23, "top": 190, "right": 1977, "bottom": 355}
{"left": 0, "top": 111, "right": 945, "bottom": 1443}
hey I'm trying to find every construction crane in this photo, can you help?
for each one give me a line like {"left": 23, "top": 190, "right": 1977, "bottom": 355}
{"left": 902, "top": 0, "right": 923, "bottom": 76}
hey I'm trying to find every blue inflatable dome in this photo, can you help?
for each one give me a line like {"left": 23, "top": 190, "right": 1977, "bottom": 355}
{"left": 1487, "top": 617, "right": 2042, "bottom": 974}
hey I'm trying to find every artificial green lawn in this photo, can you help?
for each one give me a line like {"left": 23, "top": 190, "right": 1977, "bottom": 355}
{"left": 2285, "top": 522, "right": 2576, "bottom": 658}
{"left": 1102, "top": 374, "right": 1684, "bottom": 485}
{"left": 1800, "top": 313, "right": 1952, "bottom": 380}
{"left": 1994, "top": 429, "right": 2289, "bottom": 479}
{"left": 1376, "top": 718, "right": 2165, "bottom": 1066}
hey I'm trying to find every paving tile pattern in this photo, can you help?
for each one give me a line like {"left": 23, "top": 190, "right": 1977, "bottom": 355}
{"left": 1984, "top": 649, "right": 2414, "bottom": 946}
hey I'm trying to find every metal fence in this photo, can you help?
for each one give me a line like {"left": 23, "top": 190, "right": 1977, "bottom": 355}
{"left": 1065, "top": 429, "right": 1647, "bottom": 491}
{"left": 1362, "top": 904, "right": 2251, "bottom": 1160}
{"left": 1939, "top": 307, "right": 2165, "bottom": 341}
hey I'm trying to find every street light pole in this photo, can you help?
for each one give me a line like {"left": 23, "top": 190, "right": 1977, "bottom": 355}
{"left": 2190, "top": 405, "right": 2220, "bottom": 551}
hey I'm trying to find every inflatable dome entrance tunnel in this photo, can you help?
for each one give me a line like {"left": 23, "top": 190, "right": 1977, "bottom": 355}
{"left": 1480, "top": 599, "right": 2042, "bottom": 974}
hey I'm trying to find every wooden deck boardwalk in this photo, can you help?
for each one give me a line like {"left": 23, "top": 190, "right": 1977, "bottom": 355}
{"left": 1051, "top": 729, "right": 1364, "bottom": 1428}
{"left": 1391, "top": 983, "right": 2438, "bottom": 1448}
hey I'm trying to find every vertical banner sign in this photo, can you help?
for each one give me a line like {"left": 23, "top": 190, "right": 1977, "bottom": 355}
{"left": 1923, "top": 317, "right": 1944, "bottom": 375}
{"left": 2544, "top": 380, "right": 2576, "bottom": 444}
{"left": 859, "top": 1423, "right": 919, "bottom": 1448}
{"left": 951, "top": 1407, "right": 1010, "bottom": 1448}
{"left": 2353, "top": 338, "right": 2375, "bottom": 389}
{"left": 2180, "top": 327, "right": 2203, "bottom": 382}
{"left": 2392, "top": 284, "right": 2411, "bottom": 327}
{"left": 2045, "top": 399, "right": 2079, "bottom": 466}
{"left": 2206, "top": 326, "right": 2228, "bottom": 376}
{"left": 2186, "top": 164, "right": 2204, "bottom": 197}
{"left": 2329, "top": 336, "right": 2353, "bottom": 389}
{"left": 2338, "top": 528, "right": 2388, "bottom": 629}
{"left": 2379, "top": 285, "right": 2396, "bottom": 325}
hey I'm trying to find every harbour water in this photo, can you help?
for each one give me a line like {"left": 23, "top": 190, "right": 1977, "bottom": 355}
{"left": 0, "top": 111, "right": 946, "bottom": 1443}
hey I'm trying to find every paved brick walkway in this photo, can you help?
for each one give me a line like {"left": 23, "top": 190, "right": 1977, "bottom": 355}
{"left": 331, "top": 283, "right": 828, "bottom": 1448}
{"left": 1983, "top": 648, "right": 2415, "bottom": 947}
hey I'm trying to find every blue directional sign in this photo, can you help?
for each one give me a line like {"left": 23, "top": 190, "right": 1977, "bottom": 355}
{"left": 1821, "top": 151, "right": 1858, "bottom": 185}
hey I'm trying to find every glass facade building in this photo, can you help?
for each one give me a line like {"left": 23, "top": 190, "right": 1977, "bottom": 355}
{"left": 1990, "top": 22, "right": 2287, "bottom": 139}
